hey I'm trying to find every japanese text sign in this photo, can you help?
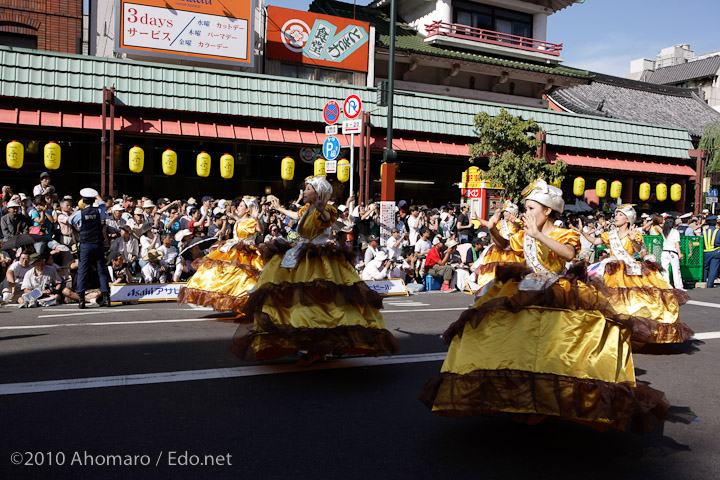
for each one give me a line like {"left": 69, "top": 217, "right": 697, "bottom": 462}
{"left": 266, "top": 6, "right": 370, "bottom": 72}
{"left": 110, "top": 283, "right": 186, "bottom": 302}
{"left": 116, "top": 0, "right": 255, "bottom": 67}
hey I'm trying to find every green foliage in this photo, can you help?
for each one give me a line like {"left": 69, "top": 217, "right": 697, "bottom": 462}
{"left": 699, "top": 121, "right": 720, "bottom": 173}
{"left": 468, "top": 108, "right": 566, "bottom": 202}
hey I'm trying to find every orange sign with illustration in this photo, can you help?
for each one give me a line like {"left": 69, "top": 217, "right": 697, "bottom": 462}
{"left": 116, "top": 0, "right": 255, "bottom": 66}
{"left": 266, "top": 6, "right": 370, "bottom": 73}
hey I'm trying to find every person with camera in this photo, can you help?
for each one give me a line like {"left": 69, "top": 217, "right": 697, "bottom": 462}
{"left": 29, "top": 195, "right": 55, "bottom": 254}
{"left": 424, "top": 237, "right": 458, "bottom": 293}
{"left": 361, "top": 250, "right": 392, "bottom": 281}
{"left": 20, "top": 253, "right": 71, "bottom": 306}
{"left": 107, "top": 251, "right": 132, "bottom": 285}
{"left": 141, "top": 249, "right": 168, "bottom": 283}
{"left": 386, "top": 228, "right": 409, "bottom": 261}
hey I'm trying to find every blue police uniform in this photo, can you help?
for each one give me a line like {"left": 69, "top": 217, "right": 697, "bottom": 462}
{"left": 703, "top": 217, "right": 720, "bottom": 288}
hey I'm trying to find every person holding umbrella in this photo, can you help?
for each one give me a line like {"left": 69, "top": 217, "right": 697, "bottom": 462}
{"left": 173, "top": 236, "right": 212, "bottom": 282}
{"left": 69, "top": 188, "right": 110, "bottom": 309}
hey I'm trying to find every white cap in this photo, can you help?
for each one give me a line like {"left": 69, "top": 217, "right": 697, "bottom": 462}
{"left": 80, "top": 187, "right": 98, "bottom": 198}
{"left": 7, "top": 200, "right": 21, "bottom": 208}
{"left": 19, "top": 193, "right": 27, "bottom": 200}
{"left": 213, "top": 207, "right": 224, "bottom": 216}
{"left": 174, "top": 229, "right": 192, "bottom": 242}
{"left": 374, "top": 251, "right": 388, "bottom": 263}
{"left": 337, "top": 205, "right": 347, "bottom": 213}
{"left": 217, "top": 199, "right": 227, "bottom": 208}
{"left": 143, "top": 200, "right": 155, "bottom": 208}
{"left": 187, "top": 197, "right": 197, "bottom": 205}
{"left": 111, "top": 204, "right": 124, "bottom": 212}
{"left": 553, "top": 220, "right": 564, "bottom": 227}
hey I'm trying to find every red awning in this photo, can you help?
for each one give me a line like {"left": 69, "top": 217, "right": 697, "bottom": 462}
{"left": 0, "top": 106, "right": 470, "bottom": 157}
{"left": 555, "top": 153, "right": 696, "bottom": 177}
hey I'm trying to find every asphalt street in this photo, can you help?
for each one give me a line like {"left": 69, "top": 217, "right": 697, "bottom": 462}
{"left": 1, "top": 287, "right": 719, "bottom": 480}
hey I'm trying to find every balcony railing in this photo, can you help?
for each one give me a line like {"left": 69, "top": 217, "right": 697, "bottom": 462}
{"left": 425, "top": 21, "right": 563, "bottom": 56}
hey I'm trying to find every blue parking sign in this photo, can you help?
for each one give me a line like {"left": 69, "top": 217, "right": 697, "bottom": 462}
{"left": 323, "top": 136, "right": 340, "bottom": 161}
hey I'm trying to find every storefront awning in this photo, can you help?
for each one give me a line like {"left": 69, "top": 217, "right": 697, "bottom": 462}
{"left": 554, "top": 153, "right": 696, "bottom": 177}
{"left": 0, "top": 106, "right": 470, "bottom": 157}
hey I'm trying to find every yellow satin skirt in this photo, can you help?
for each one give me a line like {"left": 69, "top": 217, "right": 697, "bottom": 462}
{"left": 474, "top": 245, "right": 524, "bottom": 289}
{"left": 233, "top": 246, "right": 399, "bottom": 360}
{"left": 177, "top": 243, "right": 263, "bottom": 314}
{"left": 421, "top": 277, "right": 669, "bottom": 431}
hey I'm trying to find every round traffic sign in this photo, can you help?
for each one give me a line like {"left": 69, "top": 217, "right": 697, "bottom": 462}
{"left": 323, "top": 136, "right": 341, "bottom": 161}
{"left": 343, "top": 94, "right": 362, "bottom": 119}
{"left": 323, "top": 101, "right": 340, "bottom": 125}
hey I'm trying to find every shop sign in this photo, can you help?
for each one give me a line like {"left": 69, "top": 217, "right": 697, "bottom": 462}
{"left": 266, "top": 6, "right": 370, "bottom": 72}
{"left": 116, "top": 0, "right": 255, "bottom": 67}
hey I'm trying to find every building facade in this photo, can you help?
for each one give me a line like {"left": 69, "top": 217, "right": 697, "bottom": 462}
{"left": 0, "top": 0, "right": 84, "bottom": 53}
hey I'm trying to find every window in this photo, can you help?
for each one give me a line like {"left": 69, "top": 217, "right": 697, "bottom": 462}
{"left": 0, "top": 32, "right": 37, "bottom": 49}
{"left": 279, "top": 63, "right": 353, "bottom": 84}
{"left": 453, "top": 2, "right": 533, "bottom": 40}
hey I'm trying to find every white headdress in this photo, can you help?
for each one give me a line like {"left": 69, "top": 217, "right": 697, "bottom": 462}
{"left": 503, "top": 200, "right": 519, "bottom": 214}
{"left": 615, "top": 204, "right": 637, "bottom": 225}
{"left": 241, "top": 196, "right": 259, "bottom": 211}
{"left": 305, "top": 175, "right": 332, "bottom": 203}
{"left": 521, "top": 179, "right": 564, "bottom": 213}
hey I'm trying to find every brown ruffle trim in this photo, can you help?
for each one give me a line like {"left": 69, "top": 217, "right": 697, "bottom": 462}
{"left": 419, "top": 369, "right": 670, "bottom": 434}
{"left": 260, "top": 239, "right": 356, "bottom": 265}
{"left": 598, "top": 282, "right": 690, "bottom": 309}
{"left": 242, "top": 279, "right": 384, "bottom": 317}
{"left": 646, "top": 320, "right": 695, "bottom": 344}
{"left": 209, "top": 240, "right": 259, "bottom": 255}
{"left": 190, "top": 257, "right": 261, "bottom": 280}
{"left": 443, "top": 264, "right": 660, "bottom": 346}
{"left": 177, "top": 286, "right": 251, "bottom": 316}
{"left": 231, "top": 312, "right": 399, "bottom": 361}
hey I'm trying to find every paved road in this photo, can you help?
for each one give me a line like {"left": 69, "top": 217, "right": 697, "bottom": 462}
{"left": 1, "top": 288, "right": 719, "bottom": 479}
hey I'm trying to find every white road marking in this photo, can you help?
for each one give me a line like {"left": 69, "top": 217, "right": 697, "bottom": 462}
{"left": 693, "top": 331, "right": 720, "bottom": 340}
{"left": 38, "top": 309, "right": 153, "bottom": 319}
{"left": 385, "top": 301, "right": 429, "bottom": 307}
{"left": 0, "top": 352, "right": 449, "bottom": 396}
{"left": 687, "top": 300, "right": 720, "bottom": 309}
{"left": 0, "top": 318, "right": 213, "bottom": 330}
{"left": 382, "top": 307, "right": 467, "bottom": 314}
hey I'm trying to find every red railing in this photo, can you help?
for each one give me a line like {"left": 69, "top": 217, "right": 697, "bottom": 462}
{"left": 425, "top": 21, "right": 562, "bottom": 56}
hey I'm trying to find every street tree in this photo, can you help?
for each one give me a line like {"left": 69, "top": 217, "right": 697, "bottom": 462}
{"left": 468, "top": 108, "right": 566, "bottom": 202}
{"left": 699, "top": 121, "right": 720, "bottom": 173}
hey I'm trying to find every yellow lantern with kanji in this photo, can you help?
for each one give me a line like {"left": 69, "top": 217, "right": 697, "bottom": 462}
{"left": 573, "top": 176, "right": 585, "bottom": 196}
{"left": 314, "top": 157, "right": 325, "bottom": 177}
{"left": 337, "top": 158, "right": 350, "bottom": 183}
{"left": 196, "top": 151, "right": 211, "bottom": 177}
{"left": 610, "top": 180, "right": 622, "bottom": 199}
{"left": 161, "top": 149, "right": 177, "bottom": 176}
{"left": 220, "top": 153, "right": 234, "bottom": 179}
{"left": 550, "top": 178, "right": 562, "bottom": 188}
{"left": 6, "top": 140, "right": 23, "bottom": 169}
{"left": 638, "top": 182, "right": 651, "bottom": 201}
{"left": 596, "top": 179, "right": 607, "bottom": 198}
{"left": 129, "top": 145, "right": 144, "bottom": 173}
{"left": 281, "top": 156, "right": 295, "bottom": 180}
{"left": 671, "top": 183, "right": 682, "bottom": 202}
{"left": 44, "top": 141, "right": 61, "bottom": 170}
{"left": 656, "top": 183, "right": 667, "bottom": 202}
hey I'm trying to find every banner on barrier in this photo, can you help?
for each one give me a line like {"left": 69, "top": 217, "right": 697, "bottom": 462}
{"left": 364, "top": 278, "right": 408, "bottom": 296}
{"left": 110, "top": 283, "right": 186, "bottom": 302}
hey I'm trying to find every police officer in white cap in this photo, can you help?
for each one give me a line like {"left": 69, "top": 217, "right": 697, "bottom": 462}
{"left": 69, "top": 188, "right": 111, "bottom": 308}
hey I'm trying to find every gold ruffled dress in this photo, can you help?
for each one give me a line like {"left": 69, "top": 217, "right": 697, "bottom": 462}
{"left": 421, "top": 228, "right": 670, "bottom": 432}
{"left": 474, "top": 219, "right": 524, "bottom": 289}
{"left": 232, "top": 204, "right": 399, "bottom": 360}
{"left": 596, "top": 231, "right": 692, "bottom": 344}
{"left": 177, "top": 218, "right": 263, "bottom": 314}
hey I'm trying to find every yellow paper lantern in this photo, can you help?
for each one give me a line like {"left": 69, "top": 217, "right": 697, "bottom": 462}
{"left": 220, "top": 153, "right": 234, "bottom": 179}
{"left": 670, "top": 183, "right": 682, "bottom": 202}
{"left": 129, "top": 145, "right": 144, "bottom": 173}
{"left": 550, "top": 178, "right": 562, "bottom": 188}
{"left": 44, "top": 141, "right": 61, "bottom": 170}
{"left": 595, "top": 179, "right": 607, "bottom": 198}
{"left": 573, "top": 176, "right": 585, "bottom": 197}
{"left": 610, "top": 180, "right": 622, "bottom": 199}
{"left": 196, "top": 151, "right": 211, "bottom": 177}
{"left": 162, "top": 149, "right": 177, "bottom": 176}
{"left": 281, "top": 156, "right": 295, "bottom": 181}
{"left": 314, "top": 157, "right": 326, "bottom": 177}
{"left": 638, "top": 182, "right": 651, "bottom": 201}
{"left": 656, "top": 183, "right": 667, "bottom": 202}
{"left": 337, "top": 158, "right": 350, "bottom": 183}
{"left": 6, "top": 140, "right": 24, "bottom": 169}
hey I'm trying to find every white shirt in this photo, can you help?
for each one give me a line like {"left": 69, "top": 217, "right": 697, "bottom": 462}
{"left": 361, "top": 259, "right": 388, "bottom": 281}
{"left": 364, "top": 245, "right": 379, "bottom": 264}
{"left": 386, "top": 235, "right": 406, "bottom": 260}
{"left": 661, "top": 229, "right": 681, "bottom": 253}
{"left": 141, "top": 262, "right": 165, "bottom": 283}
{"left": 7, "top": 262, "right": 32, "bottom": 288}
{"left": 407, "top": 215, "right": 421, "bottom": 246}
{"left": 116, "top": 236, "right": 139, "bottom": 262}
{"left": 157, "top": 245, "right": 178, "bottom": 266}
{"left": 21, "top": 266, "right": 62, "bottom": 291}
{"left": 139, "top": 235, "right": 159, "bottom": 258}
{"left": 389, "top": 260, "right": 412, "bottom": 281}
{"left": 414, "top": 238, "right": 432, "bottom": 256}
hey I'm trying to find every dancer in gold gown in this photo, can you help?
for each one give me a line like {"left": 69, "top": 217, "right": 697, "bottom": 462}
{"left": 421, "top": 180, "right": 669, "bottom": 432}
{"left": 577, "top": 205, "right": 692, "bottom": 344}
{"left": 232, "top": 175, "right": 398, "bottom": 364}
{"left": 473, "top": 201, "right": 524, "bottom": 290}
{"left": 177, "top": 197, "right": 264, "bottom": 315}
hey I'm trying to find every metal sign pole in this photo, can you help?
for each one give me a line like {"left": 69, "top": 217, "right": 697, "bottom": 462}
{"left": 350, "top": 133, "right": 355, "bottom": 201}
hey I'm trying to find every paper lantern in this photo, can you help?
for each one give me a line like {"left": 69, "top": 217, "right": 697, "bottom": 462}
{"left": 6, "top": 140, "right": 23, "bottom": 169}
{"left": 638, "top": 182, "right": 651, "bottom": 201}
{"left": 595, "top": 179, "right": 607, "bottom": 198}
{"left": 670, "top": 183, "right": 682, "bottom": 202}
{"left": 220, "top": 153, "right": 234, "bottom": 179}
{"left": 314, "top": 157, "right": 326, "bottom": 177}
{"left": 573, "top": 176, "right": 585, "bottom": 197}
{"left": 337, "top": 158, "right": 350, "bottom": 183}
{"left": 196, "top": 151, "right": 211, "bottom": 177}
{"left": 550, "top": 178, "right": 562, "bottom": 188}
{"left": 610, "top": 180, "right": 622, "bottom": 199}
{"left": 129, "top": 145, "right": 144, "bottom": 173}
{"left": 161, "top": 149, "right": 177, "bottom": 176}
{"left": 281, "top": 156, "right": 295, "bottom": 181}
{"left": 656, "top": 183, "right": 667, "bottom": 202}
{"left": 44, "top": 141, "right": 61, "bottom": 170}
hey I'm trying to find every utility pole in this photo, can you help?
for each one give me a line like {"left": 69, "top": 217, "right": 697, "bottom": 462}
{"left": 381, "top": 0, "right": 397, "bottom": 202}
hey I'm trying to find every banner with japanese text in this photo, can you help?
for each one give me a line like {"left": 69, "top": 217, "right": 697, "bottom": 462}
{"left": 110, "top": 283, "right": 186, "bottom": 302}
{"left": 116, "top": 0, "right": 255, "bottom": 66}
{"left": 266, "top": 6, "right": 370, "bottom": 72}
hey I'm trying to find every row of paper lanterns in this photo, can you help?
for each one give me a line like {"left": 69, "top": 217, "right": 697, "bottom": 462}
{"left": 7, "top": 140, "right": 61, "bottom": 170}
{"left": 572, "top": 177, "right": 682, "bottom": 202}
{"left": 280, "top": 156, "right": 351, "bottom": 183}
{"left": 130, "top": 147, "right": 235, "bottom": 179}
